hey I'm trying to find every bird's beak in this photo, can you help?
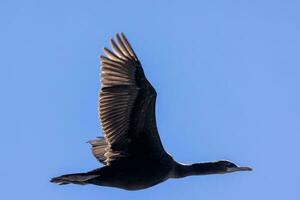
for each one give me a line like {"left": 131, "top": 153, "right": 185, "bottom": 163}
{"left": 226, "top": 166, "right": 252, "bottom": 173}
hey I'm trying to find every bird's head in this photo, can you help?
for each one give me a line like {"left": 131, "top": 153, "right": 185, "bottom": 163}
{"left": 214, "top": 160, "right": 252, "bottom": 174}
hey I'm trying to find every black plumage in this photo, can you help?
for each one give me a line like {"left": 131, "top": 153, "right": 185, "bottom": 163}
{"left": 51, "top": 33, "right": 251, "bottom": 190}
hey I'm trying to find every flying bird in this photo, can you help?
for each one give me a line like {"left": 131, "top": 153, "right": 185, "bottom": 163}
{"left": 51, "top": 33, "right": 252, "bottom": 190}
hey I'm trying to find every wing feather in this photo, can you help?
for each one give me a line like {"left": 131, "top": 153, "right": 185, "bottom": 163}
{"left": 90, "top": 33, "right": 166, "bottom": 165}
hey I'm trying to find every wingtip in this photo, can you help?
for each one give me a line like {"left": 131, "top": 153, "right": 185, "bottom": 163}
{"left": 120, "top": 32, "right": 126, "bottom": 39}
{"left": 120, "top": 33, "right": 128, "bottom": 43}
{"left": 117, "top": 32, "right": 124, "bottom": 37}
{"left": 110, "top": 37, "right": 116, "bottom": 44}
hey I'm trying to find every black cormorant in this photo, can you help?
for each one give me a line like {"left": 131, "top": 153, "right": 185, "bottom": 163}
{"left": 51, "top": 33, "right": 252, "bottom": 190}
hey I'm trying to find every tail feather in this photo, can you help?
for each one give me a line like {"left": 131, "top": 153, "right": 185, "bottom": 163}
{"left": 50, "top": 173, "right": 99, "bottom": 185}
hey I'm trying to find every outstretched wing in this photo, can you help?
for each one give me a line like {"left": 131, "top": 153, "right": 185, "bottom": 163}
{"left": 89, "top": 33, "right": 166, "bottom": 165}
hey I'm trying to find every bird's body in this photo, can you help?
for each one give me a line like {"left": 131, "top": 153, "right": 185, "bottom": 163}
{"left": 51, "top": 33, "right": 251, "bottom": 190}
{"left": 85, "top": 154, "right": 173, "bottom": 190}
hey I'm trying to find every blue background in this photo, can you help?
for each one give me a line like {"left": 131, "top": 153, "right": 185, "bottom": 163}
{"left": 1, "top": 0, "right": 299, "bottom": 199}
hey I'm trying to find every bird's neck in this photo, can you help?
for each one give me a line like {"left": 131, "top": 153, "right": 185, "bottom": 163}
{"left": 171, "top": 162, "right": 223, "bottom": 178}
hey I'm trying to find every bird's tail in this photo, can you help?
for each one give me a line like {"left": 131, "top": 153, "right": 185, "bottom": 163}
{"left": 50, "top": 173, "right": 99, "bottom": 185}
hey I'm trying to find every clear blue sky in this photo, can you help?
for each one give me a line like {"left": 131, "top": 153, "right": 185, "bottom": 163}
{"left": 1, "top": 0, "right": 299, "bottom": 199}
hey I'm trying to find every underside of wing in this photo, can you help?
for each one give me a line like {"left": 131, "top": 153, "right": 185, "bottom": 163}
{"left": 90, "top": 33, "right": 165, "bottom": 165}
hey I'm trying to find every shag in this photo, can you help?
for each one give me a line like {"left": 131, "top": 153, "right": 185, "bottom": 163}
{"left": 51, "top": 33, "right": 252, "bottom": 190}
